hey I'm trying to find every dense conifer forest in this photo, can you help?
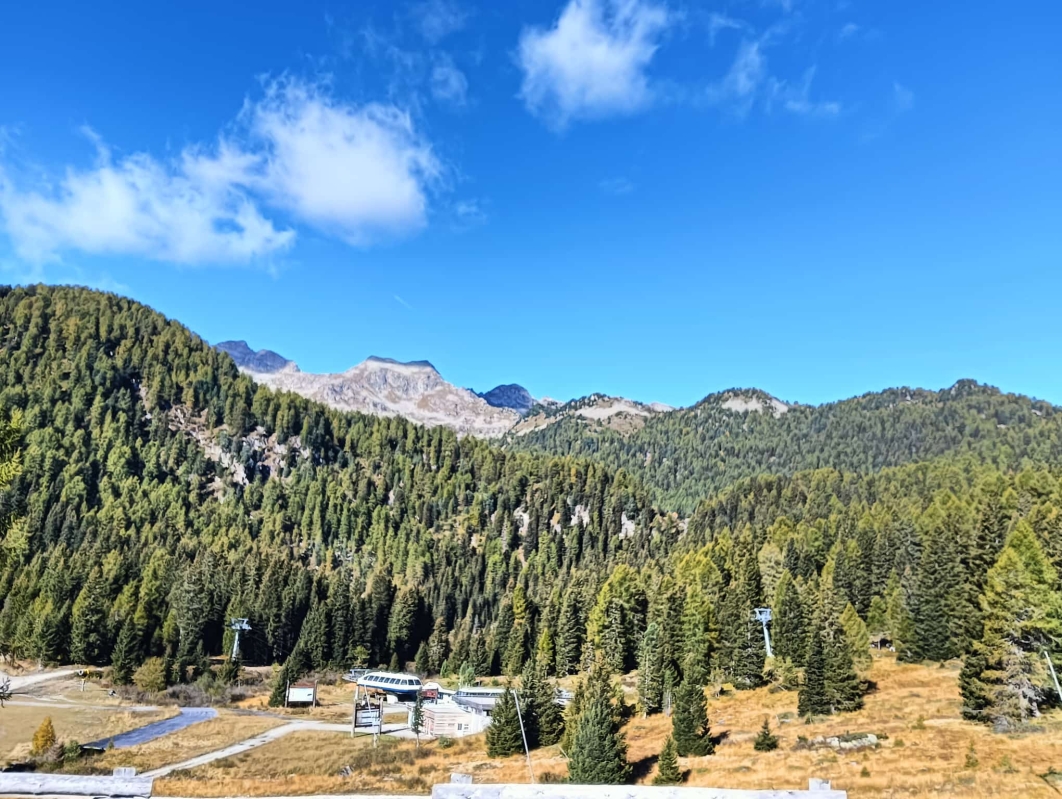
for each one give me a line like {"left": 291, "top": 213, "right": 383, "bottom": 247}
{"left": 508, "top": 385, "right": 1062, "bottom": 513}
{"left": 1, "top": 284, "right": 1060, "bottom": 731}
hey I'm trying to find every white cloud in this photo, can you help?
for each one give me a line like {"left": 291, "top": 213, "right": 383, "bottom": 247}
{"left": 244, "top": 80, "right": 440, "bottom": 243}
{"left": 706, "top": 40, "right": 766, "bottom": 115}
{"left": 431, "top": 56, "right": 469, "bottom": 107}
{"left": 517, "top": 0, "right": 671, "bottom": 129}
{"left": 411, "top": 0, "right": 469, "bottom": 44}
{"left": 893, "top": 81, "right": 914, "bottom": 113}
{"left": 0, "top": 78, "right": 441, "bottom": 265}
{"left": 708, "top": 41, "right": 839, "bottom": 119}
{"left": 838, "top": 23, "right": 859, "bottom": 41}
{"left": 0, "top": 130, "right": 294, "bottom": 265}
{"left": 707, "top": 12, "right": 747, "bottom": 46}
{"left": 768, "top": 67, "right": 841, "bottom": 117}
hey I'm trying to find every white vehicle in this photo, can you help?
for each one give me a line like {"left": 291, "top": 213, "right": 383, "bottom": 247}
{"left": 356, "top": 670, "right": 423, "bottom": 700}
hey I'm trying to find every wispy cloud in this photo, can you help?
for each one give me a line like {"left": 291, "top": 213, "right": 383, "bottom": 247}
{"left": 707, "top": 37, "right": 839, "bottom": 119}
{"left": 410, "top": 0, "right": 469, "bottom": 44}
{"left": 707, "top": 12, "right": 748, "bottom": 46}
{"left": 517, "top": 0, "right": 671, "bottom": 130}
{"left": 838, "top": 22, "right": 859, "bottom": 41}
{"left": 0, "top": 78, "right": 442, "bottom": 265}
{"left": 393, "top": 293, "right": 414, "bottom": 309}
{"left": 706, "top": 40, "right": 767, "bottom": 116}
{"left": 599, "top": 176, "right": 634, "bottom": 195}
{"left": 892, "top": 81, "right": 915, "bottom": 113}
{"left": 768, "top": 67, "right": 842, "bottom": 117}
{"left": 431, "top": 54, "right": 469, "bottom": 107}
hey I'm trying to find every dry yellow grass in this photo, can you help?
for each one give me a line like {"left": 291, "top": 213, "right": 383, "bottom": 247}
{"left": 0, "top": 704, "right": 174, "bottom": 764}
{"left": 64, "top": 711, "right": 285, "bottom": 775}
{"left": 151, "top": 654, "right": 1062, "bottom": 797}
{"left": 155, "top": 732, "right": 559, "bottom": 797}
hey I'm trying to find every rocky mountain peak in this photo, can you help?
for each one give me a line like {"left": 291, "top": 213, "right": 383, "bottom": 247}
{"left": 477, "top": 384, "right": 534, "bottom": 415}
{"left": 216, "top": 340, "right": 296, "bottom": 374}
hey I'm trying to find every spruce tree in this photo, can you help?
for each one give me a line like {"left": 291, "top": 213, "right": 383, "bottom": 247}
{"left": 798, "top": 618, "right": 829, "bottom": 717}
{"left": 567, "top": 661, "right": 631, "bottom": 784}
{"left": 522, "top": 658, "right": 564, "bottom": 747}
{"left": 110, "top": 617, "right": 140, "bottom": 685}
{"left": 753, "top": 718, "right": 779, "bottom": 752}
{"left": 839, "top": 602, "right": 872, "bottom": 673}
{"left": 772, "top": 570, "right": 806, "bottom": 667}
{"left": 411, "top": 692, "right": 424, "bottom": 748}
{"left": 427, "top": 617, "right": 450, "bottom": 675}
{"left": 823, "top": 610, "right": 863, "bottom": 713}
{"left": 637, "top": 622, "right": 664, "bottom": 715}
{"left": 960, "top": 522, "right": 1062, "bottom": 727}
{"left": 671, "top": 678, "right": 714, "bottom": 756}
{"left": 486, "top": 686, "right": 524, "bottom": 757}
{"left": 70, "top": 568, "right": 111, "bottom": 665}
{"left": 652, "top": 735, "right": 682, "bottom": 785}
{"left": 414, "top": 641, "right": 430, "bottom": 676}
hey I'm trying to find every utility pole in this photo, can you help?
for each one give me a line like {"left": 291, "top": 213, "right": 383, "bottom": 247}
{"left": 229, "top": 618, "right": 251, "bottom": 661}
{"left": 513, "top": 689, "right": 536, "bottom": 785}
{"left": 754, "top": 608, "right": 774, "bottom": 658}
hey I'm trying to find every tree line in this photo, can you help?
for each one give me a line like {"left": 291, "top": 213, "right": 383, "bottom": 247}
{"left": 0, "top": 285, "right": 1060, "bottom": 734}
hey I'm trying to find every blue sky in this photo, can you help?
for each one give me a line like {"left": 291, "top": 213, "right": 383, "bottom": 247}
{"left": 1, "top": 0, "right": 1059, "bottom": 408}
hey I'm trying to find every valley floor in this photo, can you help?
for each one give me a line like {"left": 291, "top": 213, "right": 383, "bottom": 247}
{"left": 159, "top": 654, "right": 1062, "bottom": 798}
{"left": 7, "top": 654, "right": 1062, "bottom": 797}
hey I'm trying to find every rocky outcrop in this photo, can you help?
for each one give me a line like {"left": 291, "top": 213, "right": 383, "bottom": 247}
{"left": 219, "top": 347, "right": 520, "bottom": 438}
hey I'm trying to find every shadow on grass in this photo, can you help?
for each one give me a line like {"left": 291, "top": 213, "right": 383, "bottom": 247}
{"left": 630, "top": 753, "right": 659, "bottom": 782}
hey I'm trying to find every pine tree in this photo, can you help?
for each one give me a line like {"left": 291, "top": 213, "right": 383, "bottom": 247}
{"left": 753, "top": 717, "right": 779, "bottom": 752}
{"left": 110, "top": 617, "right": 140, "bottom": 685}
{"left": 522, "top": 657, "right": 564, "bottom": 747}
{"left": 70, "top": 568, "right": 111, "bottom": 665}
{"left": 960, "top": 522, "right": 1062, "bottom": 727}
{"left": 486, "top": 686, "right": 524, "bottom": 757}
{"left": 637, "top": 622, "right": 664, "bottom": 715}
{"left": 414, "top": 642, "right": 430, "bottom": 676}
{"left": 411, "top": 692, "right": 424, "bottom": 748}
{"left": 427, "top": 617, "right": 450, "bottom": 674}
{"left": 772, "top": 570, "right": 806, "bottom": 667}
{"left": 567, "top": 661, "right": 631, "bottom": 784}
{"left": 652, "top": 735, "right": 682, "bottom": 785}
{"left": 798, "top": 618, "right": 829, "bottom": 718}
{"left": 823, "top": 610, "right": 863, "bottom": 713}
{"left": 839, "top": 602, "right": 872, "bottom": 673}
{"left": 671, "top": 678, "right": 714, "bottom": 756}
{"left": 556, "top": 588, "right": 584, "bottom": 676}
{"left": 680, "top": 586, "right": 715, "bottom": 684}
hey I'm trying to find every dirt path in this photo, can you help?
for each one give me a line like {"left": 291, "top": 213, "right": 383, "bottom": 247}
{"left": 142, "top": 721, "right": 408, "bottom": 778}
{"left": 1, "top": 667, "right": 80, "bottom": 692}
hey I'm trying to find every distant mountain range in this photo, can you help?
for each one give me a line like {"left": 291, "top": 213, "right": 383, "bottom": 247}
{"left": 215, "top": 340, "right": 684, "bottom": 439}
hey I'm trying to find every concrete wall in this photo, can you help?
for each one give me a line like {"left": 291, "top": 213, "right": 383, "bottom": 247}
{"left": 0, "top": 773, "right": 154, "bottom": 797}
{"left": 432, "top": 783, "right": 846, "bottom": 799}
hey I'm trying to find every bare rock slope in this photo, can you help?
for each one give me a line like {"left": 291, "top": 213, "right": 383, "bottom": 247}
{"left": 216, "top": 342, "right": 521, "bottom": 438}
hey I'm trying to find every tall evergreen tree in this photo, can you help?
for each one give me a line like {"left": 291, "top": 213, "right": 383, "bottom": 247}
{"left": 567, "top": 661, "right": 631, "bottom": 784}
{"left": 70, "top": 568, "right": 110, "bottom": 665}
{"left": 772, "top": 570, "right": 806, "bottom": 667}
{"left": 960, "top": 522, "right": 1062, "bottom": 727}
{"left": 653, "top": 736, "right": 682, "bottom": 785}
{"left": 110, "top": 617, "right": 140, "bottom": 685}
{"left": 671, "top": 678, "right": 714, "bottom": 756}
{"left": 798, "top": 615, "right": 829, "bottom": 717}
{"left": 486, "top": 686, "right": 524, "bottom": 757}
{"left": 637, "top": 622, "right": 665, "bottom": 715}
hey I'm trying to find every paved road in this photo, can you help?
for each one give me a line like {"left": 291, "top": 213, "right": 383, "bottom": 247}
{"left": 142, "top": 720, "right": 409, "bottom": 778}
{"left": 85, "top": 707, "right": 218, "bottom": 749}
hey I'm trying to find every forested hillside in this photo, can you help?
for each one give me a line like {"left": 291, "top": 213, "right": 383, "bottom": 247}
{"left": 508, "top": 386, "right": 1062, "bottom": 512}
{"left": 0, "top": 285, "right": 1060, "bottom": 730}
